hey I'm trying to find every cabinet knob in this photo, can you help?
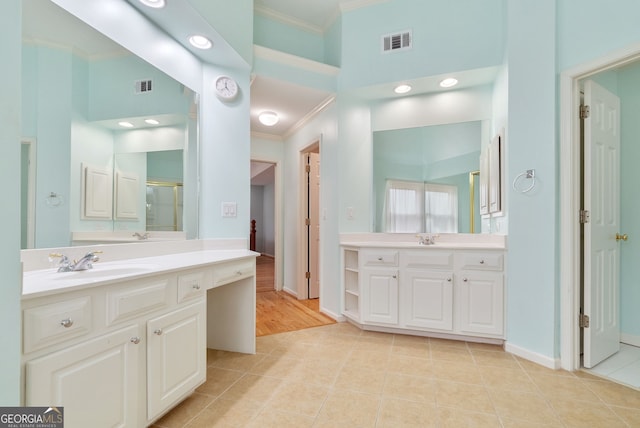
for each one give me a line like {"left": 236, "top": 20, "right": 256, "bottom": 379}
{"left": 60, "top": 318, "right": 73, "bottom": 328}
{"left": 130, "top": 337, "right": 141, "bottom": 344}
{"left": 393, "top": 275, "right": 397, "bottom": 279}
{"left": 463, "top": 278, "right": 468, "bottom": 282}
{"left": 479, "top": 260, "right": 485, "bottom": 264}
{"left": 154, "top": 329, "right": 163, "bottom": 336}
{"left": 236, "top": 271, "right": 243, "bottom": 275}
{"left": 377, "top": 257, "right": 383, "bottom": 261}
{"left": 447, "top": 278, "right": 452, "bottom": 282}
{"left": 192, "top": 283, "right": 201, "bottom": 290}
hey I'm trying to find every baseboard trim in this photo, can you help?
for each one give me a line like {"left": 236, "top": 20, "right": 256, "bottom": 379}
{"left": 505, "top": 342, "right": 561, "bottom": 370}
{"left": 621, "top": 333, "right": 640, "bottom": 347}
{"left": 320, "top": 307, "right": 345, "bottom": 322}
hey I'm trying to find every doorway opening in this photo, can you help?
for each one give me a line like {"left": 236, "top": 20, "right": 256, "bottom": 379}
{"left": 561, "top": 43, "right": 640, "bottom": 389}
{"left": 250, "top": 160, "right": 278, "bottom": 293}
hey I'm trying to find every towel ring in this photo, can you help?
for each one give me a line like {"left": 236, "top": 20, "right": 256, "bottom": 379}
{"left": 512, "top": 169, "right": 536, "bottom": 193}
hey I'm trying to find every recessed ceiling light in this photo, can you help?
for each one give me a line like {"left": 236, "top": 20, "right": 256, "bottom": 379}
{"left": 439, "top": 78, "right": 458, "bottom": 88}
{"left": 139, "top": 0, "right": 166, "bottom": 8}
{"left": 144, "top": 119, "right": 160, "bottom": 125}
{"left": 258, "top": 111, "right": 279, "bottom": 127}
{"left": 189, "top": 35, "right": 212, "bottom": 50}
{"left": 118, "top": 121, "right": 134, "bottom": 128}
{"left": 394, "top": 84, "right": 412, "bottom": 94}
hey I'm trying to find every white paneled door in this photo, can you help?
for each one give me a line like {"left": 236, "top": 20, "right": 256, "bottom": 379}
{"left": 583, "top": 79, "right": 621, "bottom": 368}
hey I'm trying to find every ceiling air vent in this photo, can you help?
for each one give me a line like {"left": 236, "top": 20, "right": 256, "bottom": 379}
{"left": 382, "top": 30, "right": 412, "bottom": 53}
{"left": 135, "top": 79, "right": 153, "bottom": 94}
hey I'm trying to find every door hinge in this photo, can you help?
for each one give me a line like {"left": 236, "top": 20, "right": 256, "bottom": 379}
{"left": 305, "top": 271, "right": 311, "bottom": 279}
{"left": 305, "top": 165, "right": 311, "bottom": 173}
{"left": 580, "top": 104, "right": 590, "bottom": 119}
{"left": 305, "top": 218, "right": 310, "bottom": 226}
{"left": 579, "top": 313, "right": 590, "bottom": 328}
{"left": 580, "top": 210, "right": 590, "bottom": 224}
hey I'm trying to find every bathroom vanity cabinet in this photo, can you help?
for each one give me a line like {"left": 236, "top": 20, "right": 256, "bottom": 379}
{"left": 21, "top": 249, "right": 256, "bottom": 428}
{"left": 341, "top": 239, "right": 505, "bottom": 342}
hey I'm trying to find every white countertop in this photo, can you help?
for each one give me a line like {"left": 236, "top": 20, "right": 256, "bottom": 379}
{"left": 339, "top": 233, "right": 506, "bottom": 250}
{"left": 22, "top": 249, "right": 258, "bottom": 300}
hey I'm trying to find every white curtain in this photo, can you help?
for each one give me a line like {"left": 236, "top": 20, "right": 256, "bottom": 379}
{"left": 383, "top": 180, "right": 424, "bottom": 233}
{"left": 383, "top": 179, "right": 458, "bottom": 233}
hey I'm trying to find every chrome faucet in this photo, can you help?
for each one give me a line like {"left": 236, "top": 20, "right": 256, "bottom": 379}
{"left": 50, "top": 251, "right": 102, "bottom": 272}
{"left": 132, "top": 232, "right": 149, "bottom": 240}
{"left": 416, "top": 233, "right": 436, "bottom": 245}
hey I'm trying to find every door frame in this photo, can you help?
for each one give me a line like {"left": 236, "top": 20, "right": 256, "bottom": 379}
{"left": 250, "top": 156, "right": 282, "bottom": 291}
{"left": 297, "top": 137, "right": 321, "bottom": 300}
{"left": 560, "top": 42, "right": 640, "bottom": 371}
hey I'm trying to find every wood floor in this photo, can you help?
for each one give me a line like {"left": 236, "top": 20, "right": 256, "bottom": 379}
{"left": 255, "top": 255, "right": 335, "bottom": 336}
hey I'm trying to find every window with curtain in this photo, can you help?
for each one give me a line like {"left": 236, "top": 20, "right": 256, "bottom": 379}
{"left": 383, "top": 179, "right": 458, "bottom": 233}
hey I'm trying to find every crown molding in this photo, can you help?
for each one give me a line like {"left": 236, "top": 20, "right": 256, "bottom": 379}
{"left": 254, "top": 5, "right": 324, "bottom": 35}
{"left": 283, "top": 95, "right": 336, "bottom": 140}
{"left": 254, "top": 45, "right": 340, "bottom": 76}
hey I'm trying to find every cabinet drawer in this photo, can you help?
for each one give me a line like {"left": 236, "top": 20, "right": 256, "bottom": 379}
{"left": 23, "top": 296, "right": 92, "bottom": 353}
{"left": 361, "top": 250, "right": 399, "bottom": 267}
{"left": 107, "top": 277, "right": 172, "bottom": 325}
{"left": 457, "top": 252, "right": 504, "bottom": 271}
{"left": 212, "top": 259, "right": 255, "bottom": 288}
{"left": 401, "top": 250, "right": 454, "bottom": 270}
{"left": 177, "top": 270, "right": 207, "bottom": 303}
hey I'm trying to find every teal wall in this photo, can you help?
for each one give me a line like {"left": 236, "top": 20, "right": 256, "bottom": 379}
{"left": 340, "top": 0, "right": 505, "bottom": 89}
{"left": 0, "top": 0, "right": 21, "bottom": 405}
{"left": 254, "top": 14, "right": 325, "bottom": 63}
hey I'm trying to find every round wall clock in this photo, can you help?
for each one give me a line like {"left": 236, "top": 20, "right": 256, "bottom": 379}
{"left": 215, "top": 75, "right": 239, "bottom": 101}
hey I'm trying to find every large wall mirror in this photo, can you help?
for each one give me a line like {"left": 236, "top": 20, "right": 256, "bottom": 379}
{"left": 373, "top": 120, "right": 489, "bottom": 234}
{"left": 21, "top": 0, "right": 199, "bottom": 249}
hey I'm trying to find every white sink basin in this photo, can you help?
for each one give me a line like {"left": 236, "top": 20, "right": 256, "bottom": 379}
{"left": 26, "top": 263, "right": 161, "bottom": 282}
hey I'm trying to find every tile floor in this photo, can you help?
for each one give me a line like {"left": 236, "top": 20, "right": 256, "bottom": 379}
{"left": 152, "top": 323, "right": 640, "bottom": 427}
{"left": 589, "top": 344, "right": 640, "bottom": 389}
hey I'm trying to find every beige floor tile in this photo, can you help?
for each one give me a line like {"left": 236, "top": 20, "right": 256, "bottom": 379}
{"left": 435, "top": 380, "right": 494, "bottom": 413}
{"left": 611, "top": 405, "right": 640, "bottom": 426}
{"left": 431, "top": 346, "right": 474, "bottom": 363}
{"left": 515, "top": 357, "right": 573, "bottom": 377}
{"left": 218, "top": 374, "right": 282, "bottom": 403}
{"left": 429, "top": 337, "right": 469, "bottom": 349}
{"left": 531, "top": 372, "right": 601, "bottom": 402}
{"left": 432, "top": 360, "right": 483, "bottom": 384}
{"left": 383, "top": 372, "right": 436, "bottom": 403}
{"left": 152, "top": 393, "right": 215, "bottom": 428}
{"left": 471, "top": 349, "right": 520, "bottom": 369}
{"left": 480, "top": 366, "right": 538, "bottom": 393}
{"left": 391, "top": 335, "right": 430, "bottom": 358}
{"left": 387, "top": 353, "right": 433, "bottom": 377}
{"left": 269, "top": 341, "right": 314, "bottom": 359}
{"left": 376, "top": 397, "right": 438, "bottom": 428}
{"left": 207, "top": 349, "right": 265, "bottom": 371}
{"left": 345, "top": 348, "right": 390, "bottom": 371}
{"left": 245, "top": 408, "right": 315, "bottom": 428}
{"left": 247, "top": 355, "right": 301, "bottom": 378}
{"left": 320, "top": 322, "right": 363, "bottom": 336}
{"left": 290, "top": 358, "right": 344, "bottom": 387}
{"left": 582, "top": 378, "right": 640, "bottom": 408}
{"left": 195, "top": 367, "right": 244, "bottom": 397}
{"left": 315, "top": 389, "right": 380, "bottom": 427}
{"left": 354, "top": 335, "right": 394, "bottom": 352}
{"left": 334, "top": 365, "right": 386, "bottom": 394}
{"left": 185, "top": 397, "right": 263, "bottom": 428}
{"left": 437, "top": 407, "right": 501, "bottom": 428}
{"left": 500, "top": 417, "right": 565, "bottom": 427}
{"left": 466, "top": 341, "right": 504, "bottom": 352}
{"left": 304, "top": 342, "right": 352, "bottom": 362}
{"left": 489, "top": 389, "right": 560, "bottom": 425}
{"left": 255, "top": 334, "right": 291, "bottom": 354}
{"left": 550, "top": 397, "right": 628, "bottom": 428}
{"left": 267, "top": 380, "right": 330, "bottom": 417}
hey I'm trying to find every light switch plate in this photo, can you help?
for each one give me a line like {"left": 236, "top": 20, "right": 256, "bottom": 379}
{"left": 222, "top": 202, "right": 237, "bottom": 218}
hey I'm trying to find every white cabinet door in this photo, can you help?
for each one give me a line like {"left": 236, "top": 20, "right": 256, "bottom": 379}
{"left": 361, "top": 268, "right": 398, "bottom": 325}
{"left": 25, "top": 325, "right": 141, "bottom": 428}
{"left": 402, "top": 270, "right": 453, "bottom": 331}
{"left": 457, "top": 272, "right": 504, "bottom": 336}
{"left": 147, "top": 300, "right": 206, "bottom": 421}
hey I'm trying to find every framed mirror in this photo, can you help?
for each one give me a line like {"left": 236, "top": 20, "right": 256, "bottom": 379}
{"left": 21, "top": 0, "right": 199, "bottom": 249}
